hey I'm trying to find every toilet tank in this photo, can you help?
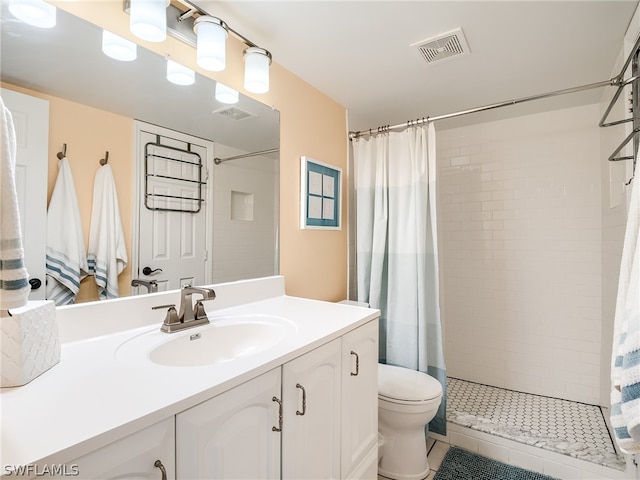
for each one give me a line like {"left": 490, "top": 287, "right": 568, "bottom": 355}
{"left": 338, "top": 300, "right": 370, "bottom": 308}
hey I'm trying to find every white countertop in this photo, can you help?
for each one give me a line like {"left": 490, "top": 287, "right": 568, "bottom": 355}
{"left": 0, "top": 276, "right": 379, "bottom": 469}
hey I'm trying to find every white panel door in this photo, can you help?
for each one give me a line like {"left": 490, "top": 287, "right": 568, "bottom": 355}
{"left": 133, "top": 122, "right": 213, "bottom": 293}
{"left": 341, "top": 320, "right": 379, "bottom": 478}
{"left": 1, "top": 88, "right": 49, "bottom": 301}
{"left": 176, "top": 368, "right": 282, "bottom": 479}
{"left": 282, "top": 339, "right": 342, "bottom": 480}
{"left": 35, "top": 418, "right": 175, "bottom": 479}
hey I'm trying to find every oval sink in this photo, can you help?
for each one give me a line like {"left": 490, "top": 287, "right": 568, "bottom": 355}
{"left": 116, "top": 314, "right": 295, "bottom": 367}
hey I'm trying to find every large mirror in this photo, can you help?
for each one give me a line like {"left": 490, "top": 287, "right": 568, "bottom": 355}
{"left": 1, "top": 5, "right": 279, "bottom": 304}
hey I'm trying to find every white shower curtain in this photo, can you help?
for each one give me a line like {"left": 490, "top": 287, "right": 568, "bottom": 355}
{"left": 352, "top": 123, "right": 446, "bottom": 434}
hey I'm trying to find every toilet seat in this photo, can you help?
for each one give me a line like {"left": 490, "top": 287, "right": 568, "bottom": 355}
{"left": 378, "top": 363, "right": 442, "bottom": 404}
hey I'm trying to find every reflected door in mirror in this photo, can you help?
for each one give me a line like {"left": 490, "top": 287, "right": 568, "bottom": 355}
{"left": 134, "top": 124, "right": 213, "bottom": 293}
{"left": 2, "top": 88, "right": 48, "bottom": 301}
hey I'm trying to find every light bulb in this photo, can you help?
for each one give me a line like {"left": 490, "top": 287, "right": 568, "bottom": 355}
{"left": 215, "top": 83, "right": 239, "bottom": 104}
{"left": 244, "top": 47, "right": 271, "bottom": 94}
{"left": 129, "top": 0, "right": 166, "bottom": 43}
{"left": 102, "top": 30, "right": 137, "bottom": 62}
{"left": 166, "top": 59, "right": 195, "bottom": 86}
{"left": 194, "top": 16, "right": 228, "bottom": 72}
{"left": 8, "top": 0, "right": 56, "bottom": 28}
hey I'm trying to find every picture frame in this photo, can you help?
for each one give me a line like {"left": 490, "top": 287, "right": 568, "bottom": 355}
{"left": 300, "top": 156, "right": 342, "bottom": 230}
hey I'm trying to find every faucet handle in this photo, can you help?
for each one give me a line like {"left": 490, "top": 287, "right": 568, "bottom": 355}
{"left": 193, "top": 300, "right": 207, "bottom": 320}
{"left": 163, "top": 306, "right": 180, "bottom": 326}
{"left": 152, "top": 303, "right": 175, "bottom": 310}
{"left": 152, "top": 304, "right": 180, "bottom": 326}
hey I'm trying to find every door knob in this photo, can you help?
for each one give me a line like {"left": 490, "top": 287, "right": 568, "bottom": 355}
{"left": 142, "top": 267, "right": 163, "bottom": 276}
{"left": 29, "top": 278, "right": 42, "bottom": 290}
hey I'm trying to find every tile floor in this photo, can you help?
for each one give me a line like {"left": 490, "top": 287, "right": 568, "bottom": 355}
{"left": 378, "top": 438, "right": 448, "bottom": 480}
{"left": 425, "top": 439, "right": 451, "bottom": 479}
{"left": 379, "top": 378, "right": 629, "bottom": 480}
{"left": 446, "top": 378, "right": 624, "bottom": 470}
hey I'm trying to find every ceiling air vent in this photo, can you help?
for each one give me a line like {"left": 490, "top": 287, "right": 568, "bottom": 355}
{"left": 411, "top": 28, "right": 470, "bottom": 65}
{"left": 212, "top": 106, "right": 257, "bottom": 121}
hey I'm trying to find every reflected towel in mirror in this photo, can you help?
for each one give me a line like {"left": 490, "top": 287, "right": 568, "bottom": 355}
{"left": 87, "top": 164, "right": 127, "bottom": 300}
{"left": 45, "top": 156, "right": 88, "bottom": 305}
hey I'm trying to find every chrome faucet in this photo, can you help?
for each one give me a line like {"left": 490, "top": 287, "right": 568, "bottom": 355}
{"left": 160, "top": 285, "right": 216, "bottom": 333}
{"left": 131, "top": 279, "right": 158, "bottom": 293}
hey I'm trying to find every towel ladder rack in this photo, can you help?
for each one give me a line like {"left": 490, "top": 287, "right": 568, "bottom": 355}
{"left": 144, "top": 142, "right": 205, "bottom": 213}
{"left": 600, "top": 36, "right": 640, "bottom": 183}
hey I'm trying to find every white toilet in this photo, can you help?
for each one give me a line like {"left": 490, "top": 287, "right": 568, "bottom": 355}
{"left": 378, "top": 363, "right": 443, "bottom": 480}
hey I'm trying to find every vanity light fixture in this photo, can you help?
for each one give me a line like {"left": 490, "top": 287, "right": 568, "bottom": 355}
{"left": 102, "top": 30, "right": 137, "bottom": 62}
{"left": 193, "top": 16, "right": 228, "bottom": 72}
{"left": 129, "top": 0, "right": 167, "bottom": 43}
{"left": 8, "top": 0, "right": 56, "bottom": 28}
{"left": 123, "top": 0, "right": 273, "bottom": 93}
{"left": 215, "top": 82, "right": 239, "bottom": 104}
{"left": 244, "top": 47, "right": 272, "bottom": 94}
{"left": 166, "top": 58, "right": 195, "bottom": 86}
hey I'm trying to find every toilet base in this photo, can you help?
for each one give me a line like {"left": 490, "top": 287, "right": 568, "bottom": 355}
{"left": 378, "top": 429, "right": 430, "bottom": 480}
{"left": 378, "top": 464, "right": 429, "bottom": 480}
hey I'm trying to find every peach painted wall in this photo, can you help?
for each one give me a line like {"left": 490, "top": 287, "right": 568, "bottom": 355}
{"left": 2, "top": 83, "right": 134, "bottom": 303}
{"left": 52, "top": 2, "right": 348, "bottom": 301}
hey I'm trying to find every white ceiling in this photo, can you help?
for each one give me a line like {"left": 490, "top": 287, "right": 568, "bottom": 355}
{"left": 195, "top": 0, "right": 639, "bottom": 131}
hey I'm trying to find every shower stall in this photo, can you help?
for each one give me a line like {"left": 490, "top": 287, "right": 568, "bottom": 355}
{"left": 348, "top": 18, "right": 639, "bottom": 480}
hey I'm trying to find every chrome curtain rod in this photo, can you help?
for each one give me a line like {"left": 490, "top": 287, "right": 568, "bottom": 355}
{"left": 349, "top": 32, "right": 640, "bottom": 140}
{"left": 348, "top": 78, "right": 616, "bottom": 140}
{"left": 214, "top": 148, "right": 279, "bottom": 164}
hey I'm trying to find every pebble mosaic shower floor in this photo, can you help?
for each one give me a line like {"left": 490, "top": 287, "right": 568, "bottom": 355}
{"left": 446, "top": 378, "right": 625, "bottom": 471}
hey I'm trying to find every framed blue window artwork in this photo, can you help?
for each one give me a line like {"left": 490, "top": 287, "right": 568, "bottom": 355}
{"left": 300, "top": 156, "right": 342, "bottom": 230}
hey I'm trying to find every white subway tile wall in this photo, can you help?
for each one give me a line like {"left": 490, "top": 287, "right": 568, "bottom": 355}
{"left": 212, "top": 146, "right": 278, "bottom": 283}
{"left": 598, "top": 47, "right": 630, "bottom": 408}
{"left": 437, "top": 104, "right": 603, "bottom": 404}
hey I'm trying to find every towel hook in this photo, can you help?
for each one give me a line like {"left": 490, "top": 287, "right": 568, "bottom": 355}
{"left": 100, "top": 151, "right": 109, "bottom": 166}
{"left": 56, "top": 143, "right": 67, "bottom": 160}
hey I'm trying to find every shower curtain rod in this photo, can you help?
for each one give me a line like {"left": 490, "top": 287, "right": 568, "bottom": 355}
{"left": 348, "top": 78, "right": 616, "bottom": 139}
{"left": 349, "top": 34, "right": 640, "bottom": 140}
{"left": 214, "top": 148, "right": 279, "bottom": 164}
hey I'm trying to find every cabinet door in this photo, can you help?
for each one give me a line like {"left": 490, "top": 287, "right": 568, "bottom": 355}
{"left": 342, "top": 319, "right": 379, "bottom": 479}
{"left": 37, "top": 418, "right": 175, "bottom": 480}
{"left": 282, "top": 338, "right": 342, "bottom": 480}
{"left": 176, "top": 368, "right": 281, "bottom": 479}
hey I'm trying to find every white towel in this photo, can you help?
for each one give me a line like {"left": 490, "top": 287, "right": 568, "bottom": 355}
{"left": 46, "top": 157, "right": 88, "bottom": 305}
{"left": 611, "top": 174, "right": 640, "bottom": 453}
{"left": 87, "top": 164, "right": 127, "bottom": 300}
{"left": 0, "top": 96, "right": 30, "bottom": 310}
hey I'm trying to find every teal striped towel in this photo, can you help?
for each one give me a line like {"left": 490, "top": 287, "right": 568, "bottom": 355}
{"left": 611, "top": 172, "right": 640, "bottom": 453}
{"left": 0, "top": 97, "right": 30, "bottom": 309}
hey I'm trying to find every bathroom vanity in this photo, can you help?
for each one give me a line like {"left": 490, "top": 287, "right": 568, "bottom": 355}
{"left": 0, "top": 276, "right": 379, "bottom": 479}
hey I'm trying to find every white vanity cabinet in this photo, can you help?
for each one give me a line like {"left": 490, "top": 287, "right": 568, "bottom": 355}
{"left": 341, "top": 319, "right": 379, "bottom": 479}
{"left": 176, "top": 367, "right": 282, "bottom": 479}
{"left": 1, "top": 278, "right": 383, "bottom": 480}
{"left": 38, "top": 418, "right": 175, "bottom": 480}
{"left": 282, "top": 338, "right": 342, "bottom": 479}
{"left": 173, "top": 319, "right": 378, "bottom": 480}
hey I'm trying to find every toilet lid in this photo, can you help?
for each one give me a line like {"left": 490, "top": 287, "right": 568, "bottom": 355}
{"left": 378, "top": 363, "right": 443, "bottom": 402}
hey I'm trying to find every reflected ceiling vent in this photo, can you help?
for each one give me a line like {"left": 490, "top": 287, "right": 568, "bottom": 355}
{"left": 411, "top": 27, "right": 470, "bottom": 65}
{"left": 212, "top": 106, "right": 257, "bottom": 121}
